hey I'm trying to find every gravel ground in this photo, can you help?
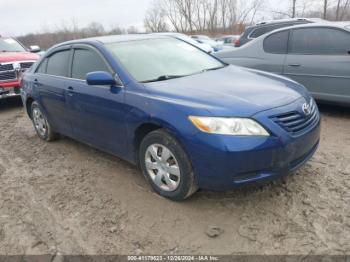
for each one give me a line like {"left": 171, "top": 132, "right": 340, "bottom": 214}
{"left": 0, "top": 97, "right": 349, "bottom": 256}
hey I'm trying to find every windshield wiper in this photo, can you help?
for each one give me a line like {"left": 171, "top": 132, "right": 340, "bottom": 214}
{"left": 141, "top": 75, "right": 187, "bottom": 83}
{"left": 200, "top": 65, "right": 227, "bottom": 73}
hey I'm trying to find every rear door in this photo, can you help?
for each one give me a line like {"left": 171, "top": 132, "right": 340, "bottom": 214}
{"left": 283, "top": 27, "right": 350, "bottom": 103}
{"left": 35, "top": 47, "right": 73, "bottom": 135}
{"left": 66, "top": 45, "right": 128, "bottom": 155}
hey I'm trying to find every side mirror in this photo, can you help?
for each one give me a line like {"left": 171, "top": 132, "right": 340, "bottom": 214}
{"left": 86, "top": 71, "right": 118, "bottom": 86}
{"left": 29, "top": 45, "right": 41, "bottom": 53}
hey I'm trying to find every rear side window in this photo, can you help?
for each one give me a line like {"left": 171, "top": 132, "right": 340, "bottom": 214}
{"left": 72, "top": 49, "right": 110, "bottom": 80}
{"left": 250, "top": 23, "right": 300, "bottom": 38}
{"left": 290, "top": 28, "right": 350, "bottom": 55}
{"left": 250, "top": 27, "right": 271, "bottom": 38}
{"left": 36, "top": 58, "right": 48, "bottom": 74}
{"left": 46, "top": 50, "right": 71, "bottom": 77}
{"left": 264, "top": 30, "right": 289, "bottom": 54}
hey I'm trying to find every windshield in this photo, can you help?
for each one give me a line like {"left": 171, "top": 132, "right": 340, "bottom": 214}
{"left": 106, "top": 38, "right": 224, "bottom": 83}
{"left": 0, "top": 38, "right": 26, "bottom": 52}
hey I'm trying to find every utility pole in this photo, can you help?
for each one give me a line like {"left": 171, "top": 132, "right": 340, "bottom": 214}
{"left": 292, "top": 0, "right": 297, "bottom": 18}
{"left": 323, "top": 0, "right": 328, "bottom": 19}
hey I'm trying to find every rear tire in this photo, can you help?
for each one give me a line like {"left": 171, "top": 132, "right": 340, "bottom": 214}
{"left": 31, "top": 101, "right": 59, "bottom": 141}
{"left": 139, "top": 129, "right": 198, "bottom": 201}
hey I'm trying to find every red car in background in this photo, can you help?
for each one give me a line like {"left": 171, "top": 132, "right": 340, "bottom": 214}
{"left": 0, "top": 36, "right": 40, "bottom": 99}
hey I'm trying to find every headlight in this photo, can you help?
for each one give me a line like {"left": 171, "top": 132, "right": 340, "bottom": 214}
{"left": 189, "top": 116, "right": 270, "bottom": 136}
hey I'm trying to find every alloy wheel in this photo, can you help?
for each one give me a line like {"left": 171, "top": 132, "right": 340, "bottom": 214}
{"left": 32, "top": 107, "right": 48, "bottom": 137}
{"left": 145, "top": 144, "right": 181, "bottom": 192}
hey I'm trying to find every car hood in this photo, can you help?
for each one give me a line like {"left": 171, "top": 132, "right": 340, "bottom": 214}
{"left": 143, "top": 65, "right": 310, "bottom": 117}
{"left": 0, "top": 52, "right": 39, "bottom": 63}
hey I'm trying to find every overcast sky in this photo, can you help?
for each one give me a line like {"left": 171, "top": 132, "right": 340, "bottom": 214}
{"left": 1, "top": 0, "right": 287, "bottom": 36}
{"left": 1, "top": 0, "right": 153, "bottom": 36}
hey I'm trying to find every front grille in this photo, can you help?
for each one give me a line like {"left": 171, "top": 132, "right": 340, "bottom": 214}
{"left": 0, "top": 61, "right": 35, "bottom": 82}
{"left": 0, "top": 64, "right": 14, "bottom": 71}
{"left": 20, "top": 62, "right": 34, "bottom": 70}
{"left": 0, "top": 71, "right": 16, "bottom": 81}
{"left": 270, "top": 100, "right": 319, "bottom": 135}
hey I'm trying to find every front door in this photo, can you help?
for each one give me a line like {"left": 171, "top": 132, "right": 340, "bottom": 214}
{"left": 66, "top": 46, "right": 128, "bottom": 155}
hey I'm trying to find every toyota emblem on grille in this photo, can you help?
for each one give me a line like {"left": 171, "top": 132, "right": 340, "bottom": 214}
{"left": 302, "top": 103, "right": 311, "bottom": 116}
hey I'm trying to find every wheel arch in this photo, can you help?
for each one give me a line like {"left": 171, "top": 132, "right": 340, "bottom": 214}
{"left": 132, "top": 118, "right": 192, "bottom": 167}
{"left": 25, "top": 97, "right": 35, "bottom": 119}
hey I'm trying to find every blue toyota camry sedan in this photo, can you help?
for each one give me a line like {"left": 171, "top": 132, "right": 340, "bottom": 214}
{"left": 21, "top": 35, "right": 321, "bottom": 201}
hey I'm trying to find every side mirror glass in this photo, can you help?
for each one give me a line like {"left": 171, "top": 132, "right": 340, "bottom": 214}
{"left": 29, "top": 45, "right": 41, "bottom": 53}
{"left": 86, "top": 71, "right": 117, "bottom": 86}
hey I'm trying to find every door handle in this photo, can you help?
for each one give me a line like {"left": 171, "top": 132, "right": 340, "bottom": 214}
{"left": 33, "top": 78, "right": 42, "bottom": 86}
{"left": 288, "top": 64, "right": 301, "bottom": 67}
{"left": 67, "top": 86, "right": 74, "bottom": 96}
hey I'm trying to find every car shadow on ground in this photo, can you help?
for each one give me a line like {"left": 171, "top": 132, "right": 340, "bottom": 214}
{"left": 2, "top": 96, "right": 349, "bottom": 203}
{"left": 0, "top": 97, "right": 23, "bottom": 111}
{"left": 318, "top": 102, "right": 350, "bottom": 118}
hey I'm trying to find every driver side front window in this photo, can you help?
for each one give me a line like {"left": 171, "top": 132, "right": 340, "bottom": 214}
{"left": 72, "top": 49, "right": 110, "bottom": 80}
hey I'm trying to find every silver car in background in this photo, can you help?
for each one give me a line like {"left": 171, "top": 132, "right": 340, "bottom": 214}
{"left": 153, "top": 33, "right": 214, "bottom": 53}
{"left": 216, "top": 22, "right": 350, "bottom": 105}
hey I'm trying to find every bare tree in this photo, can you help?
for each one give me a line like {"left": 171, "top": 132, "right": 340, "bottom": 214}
{"left": 144, "top": 0, "right": 169, "bottom": 32}
{"left": 82, "top": 22, "right": 105, "bottom": 37}
{"left": 292, "top": 0, "right": 297, "bottom": 17}
{"left": 324, "top": 0, "right": 329, "bottom": 19}
{"left": 127, "top": 26, "right": 139, "bottom": 34}
{"left": 335, "top": 0, "right": 350, "bottom": 20}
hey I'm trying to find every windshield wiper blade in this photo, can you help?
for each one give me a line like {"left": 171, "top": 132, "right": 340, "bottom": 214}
{"left": 201, "top": 65, "right": 227, "bottom": 73}
{"left": 141, "top": 74, "right": 187, "bottom": 83}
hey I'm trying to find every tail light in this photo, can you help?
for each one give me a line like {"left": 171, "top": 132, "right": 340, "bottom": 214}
{"left": 234, "top": 38, "right": 241, "bottom": 47}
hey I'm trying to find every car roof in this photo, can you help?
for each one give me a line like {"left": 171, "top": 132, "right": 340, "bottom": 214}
{"left": 245, "top": 18, "right": 316, "bottom": 31}
{"left": 255, "top": 17, "right": 317, "bottom": 26}
{"left": 152, "top": 32, "right": 186, "bottom": 37}
{"left": 56, "top": 34, "right": 170, "bottom": 46}
{"left": 220, "top": 35, "right": 239, "bottom": 38}
{"left": 262, "top": 21, "right": 350, "bottom": 37}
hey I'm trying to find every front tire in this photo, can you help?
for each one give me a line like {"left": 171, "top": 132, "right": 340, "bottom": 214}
{"left": 139, "top": 129, "right": 198, "bottom": 201}
{"left": 31, "top": 101, "right": 59, "bottom": 141}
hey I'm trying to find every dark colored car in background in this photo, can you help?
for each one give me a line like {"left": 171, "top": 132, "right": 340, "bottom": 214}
{"left": 235, "top": 18, "right": 316, "bottom": 47}
{"left": 21, "top": 35, "right": 320, "bottom": 201}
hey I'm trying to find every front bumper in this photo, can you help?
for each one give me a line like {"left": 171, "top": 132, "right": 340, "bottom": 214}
{"left": 184, "top": 98, "right": 321, "bottom": 191}
{"left": 0, "top": 81, "right": 21, "bottom": 99}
